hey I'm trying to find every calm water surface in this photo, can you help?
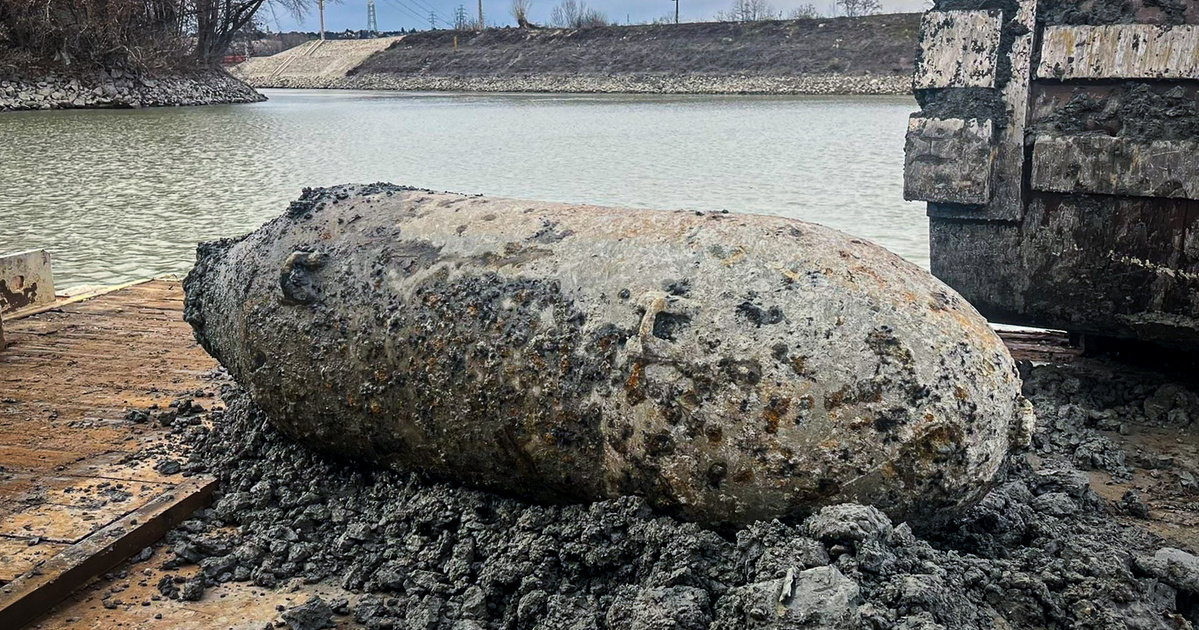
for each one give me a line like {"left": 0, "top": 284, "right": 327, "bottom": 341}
{"left": 1, "top": 89, "right": 922, "bottom": 288}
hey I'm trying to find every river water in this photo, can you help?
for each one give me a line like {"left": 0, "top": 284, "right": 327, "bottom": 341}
{"left": 1, "top": 89, "right": 921, "bottom": 289}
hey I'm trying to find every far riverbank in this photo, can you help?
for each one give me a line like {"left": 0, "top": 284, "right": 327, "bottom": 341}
{"left": 235, "top": 14, "right": 919, "bottom": 97}
{"left": 249, "top": 73, "right": 910, "bottom": 96}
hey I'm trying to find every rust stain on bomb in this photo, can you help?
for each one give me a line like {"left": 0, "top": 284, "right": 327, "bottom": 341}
{"left": 184, "top": 184, "right": 1033, "bottom": 527}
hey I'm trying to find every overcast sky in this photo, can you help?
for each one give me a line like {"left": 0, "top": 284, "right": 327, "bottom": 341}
{"left": 273, "top": 0, "right": 927, "bottom": 34}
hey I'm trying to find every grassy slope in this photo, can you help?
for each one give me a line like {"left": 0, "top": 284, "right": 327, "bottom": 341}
{"left": 350, "top": 14, "right": 921, "bottom": 79}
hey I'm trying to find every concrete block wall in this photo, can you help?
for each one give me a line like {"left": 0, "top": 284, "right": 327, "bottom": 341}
{"left": 905, "top": 0, "right": 1199, "bottom": 348}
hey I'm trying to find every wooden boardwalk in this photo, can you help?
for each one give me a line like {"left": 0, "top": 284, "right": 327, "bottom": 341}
{"left": 0, "top": 279, "right": 218, "bottom": 474}
{"left": 0, "top": 279, "right": 222, "bottom": 627}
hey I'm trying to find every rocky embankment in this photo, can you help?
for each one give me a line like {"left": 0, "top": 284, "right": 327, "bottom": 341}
{"left": 238, "top": 14, "right": 919, "bottom": 96}
{"left": 0, "top": 68, "right": 264, "bottom": 112}
{"left": 267, "top": 72, "right": 910, "bottom": 96}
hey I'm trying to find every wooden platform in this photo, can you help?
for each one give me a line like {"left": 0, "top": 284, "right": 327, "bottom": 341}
{"left": 0, "top": 279, "right": 223, "bottom": 627}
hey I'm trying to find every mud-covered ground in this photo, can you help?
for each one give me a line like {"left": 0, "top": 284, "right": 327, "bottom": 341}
{"left": 143, "top": 358, "right": 1199, "bottom": 629}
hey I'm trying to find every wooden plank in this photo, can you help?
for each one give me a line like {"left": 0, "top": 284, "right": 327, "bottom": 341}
{"left": 0, "top": 446, "right": 88, "bottom": 471}
{"left": 0, "top": 278, "right": 223, "bottom": 594}
{"left": 904, "top": 117, "right": 996, "bottom": 205}
{"left": 1038, "top": 25, "right": 1199, "bottom": 80}
{"left": 913, "top": 10, "right": 1004, "bottom": 89}
{"left": 4, "top": 278, "right": 155, "bottom": 321}
{"left": 0, "top": 538, "right": 69, "bottom": 584}
{"left": 0, "top": 477, "right": 169, "bottom": 537}
{"left": 0, "top": 476, "right": 217, "bottom": 630}
{"left": 1031, "top": 135, "right": 1199, "bottom": 200}
{"left": 997, "top": 330, "right": 1080, "bottom": 364}
{"left": 0, "top": 504, "right": 121, "bottom": 545}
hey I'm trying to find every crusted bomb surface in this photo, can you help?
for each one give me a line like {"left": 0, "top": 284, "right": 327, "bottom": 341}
{"left": 183, "top": 184, "right": 1032, "bottom": 527}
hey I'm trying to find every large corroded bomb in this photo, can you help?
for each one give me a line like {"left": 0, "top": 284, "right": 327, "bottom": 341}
{"left": 185, "top": 184, "right": 1032, "bottom": 527}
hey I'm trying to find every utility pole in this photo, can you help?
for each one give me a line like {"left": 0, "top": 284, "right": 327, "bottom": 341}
{"left": 429, "top": 11, "right": 437, "bottom": 29}
{"left": 367, "top": 0, "right": 378, "bottom": 33}
{"left": 478, "top": 0, "right": 485, "bottom": 29}
{"left": 455, "top": 5, "right": 468, "bottom": 30}
{"left": 674, "top": 0, "right": 680, "bottom": 23}
{"left": 318, "top": 0, "right": 326, "bottom": 39}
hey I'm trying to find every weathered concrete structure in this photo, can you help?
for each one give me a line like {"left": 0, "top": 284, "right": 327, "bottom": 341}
{"left": 184, "top": 185, "right": 1033, "bottom": 527}
{"left": 906, "top": 1, "right": 1199, "bottom": 348}
{"left": 0, "top": 250, "right": 55, "bottom": 315}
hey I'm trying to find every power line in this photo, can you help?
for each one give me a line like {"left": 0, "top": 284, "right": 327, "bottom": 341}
{"left": 405, "top": 0, "right": 444, "bottom": 16}
{"left": 381, "top": 0, "right": 440, "bottom": 27}
{"left": 401, "top": 0, "right": 446, "bottom": 27}
{"left": 379, "top": 0, "right": 432, "bottom": 29}
{"left": 402, "top": 0, "right": 446, "bottom": 25}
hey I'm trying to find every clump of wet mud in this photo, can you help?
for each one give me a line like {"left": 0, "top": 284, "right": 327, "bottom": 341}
{"left": 915, "top": 88, "right": 1010, "bottom": 127}
{"left": 154, "top": 362, "right": 1199, "bottom": 629}
{"left": 1039, "top": 0, "right": 1193, "bottom": 25}
{"left": 1039, "top": 0, "right": 1138, "bottom": 25}
{"left": 1039, "top": 84, "right": 1199, "bottom": 142}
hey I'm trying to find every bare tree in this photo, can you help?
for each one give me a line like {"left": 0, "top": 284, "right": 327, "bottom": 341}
{"left": 511, "top": 0, "right": 534, "bottom": 28}
{"left": 836, "top": 0, "right": 880, "bottom": 16}
{"left": 715, "top": 0, "right": 780, "bottom": 22}
{"left": 549, "top": 0, "right": 608, "bottom": 27}
{"left": 0, "top": 0, "right": 313, "bottom": 67}
{"left": 0, "top": 0, "right": 187, "bottom": 68}
{"left": 789, "top": 3, "right": 820, "bottom": 18}
{"left": 192, "top": 0, "right": 312, "bottom": 64}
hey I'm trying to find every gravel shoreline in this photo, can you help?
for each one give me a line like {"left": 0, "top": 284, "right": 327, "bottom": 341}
{"left": 243, "top": 73, "right": 912, "bottom": 96}
{"left": 0, "top": 68, "right": 264, "bottom": 112}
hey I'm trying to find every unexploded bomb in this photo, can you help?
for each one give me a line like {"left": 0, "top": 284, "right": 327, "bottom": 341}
{"left": 184, "top": 184, "right": 1032, "bottom": 527}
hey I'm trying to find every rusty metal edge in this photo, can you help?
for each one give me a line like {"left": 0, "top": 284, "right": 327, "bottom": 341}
{"left": 0, "top": 476, "right": 217, "bottom": 629}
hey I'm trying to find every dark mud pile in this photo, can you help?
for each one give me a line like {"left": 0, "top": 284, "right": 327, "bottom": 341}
{"left": 156, "top": 361, "right": 1199, "bottom": 629}
{"left": 1037, "top": 83, "right": 1199, "bottom": 142}
{"left": 1039, "top": 0, "right": 1196, "bottom": 25}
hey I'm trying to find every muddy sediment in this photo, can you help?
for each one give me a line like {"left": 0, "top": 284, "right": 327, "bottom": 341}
{"left": 1038, "top": 0, "right": 1199, "bottom": 25}
{"left": 151, "top": 357, "right": 1199, "bottom": 629}
{"left": 1034, "top": 83, "right": 1199, "bottom": 142}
